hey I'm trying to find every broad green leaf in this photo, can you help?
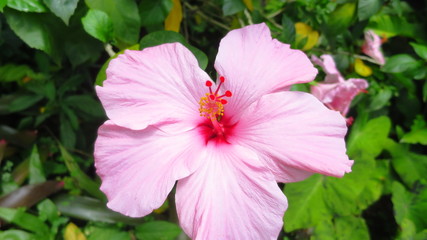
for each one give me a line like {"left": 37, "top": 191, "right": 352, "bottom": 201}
{"left": 410, "top": 42, "right": 427, "bottom": 60}
{"left": 0, "top": 64, "right": 35, "bottom": 82}
{"left": 386, "top": 140, "right": 427, "bottom": 187}
{"left": 28, "top": 145, "right": 46, "bottom": 184}
{"left": 0, "top": 181, "right": 63, "bottom": 208}
{"left": 64, "top": 222, "right": 87, "bottom": 240}
{"left": 368, "top": 88, "right": 392, "bottom": 111}
{"left": 43, "top": 0, "right": 79, "bottom": 25}
{"left": 280, "top": 15, "right": 295, "bottom": 44}
{"left": 59, "top": 114, "right": 76, "bottom": 149}
{"left": 6, "top": 0, "right": 47, "bottom": 12}
{"left": 223, "top": 0, "right": 245, "bottom": 16}
{"left": 53, "top": 195, "right": 145, "bottom": 225}
{"left": 0, "top": 0, "right": 7, "bottom": 11}
{"left": 381, "top": 54, "right": 419, "bottom": 73}
{"left": 81, "top": 9, "right": 114, "bottom": 43}
{"left": 4, "top": 8, "right": 60, "bottom": 61}
{"left": 0, "top": 207, "right": 50, "bottom": 237}
{"left": 0, "top": 230, "right": 34, "bottom": 240}
{"left": 8, "top": 94, "right": 43, "bottom": 113}
{"left": 392, "top": 181, "right": 427, "bottom": 232}
{"left": 64, "top": 95, "right": 105, "bottom": 119}
{"left": 139, "top": 31, "right": 208, "bottom": 69}
{"left": 85, "top": 0, "right": 140, "bottom": 48}
{"left": 37, "top": 199, "right": 59, "bottom": 223}
{"left": 401, "top": 128, "right": 427, "bottom": 145}
{"left": 326, "top": 3, "right": 356, "bottom": 35}
{"left": 284, "top": 174, "right": 330, "bottom": 231}
{"left": 334, "top": 216, "right": 370, "bottom": 240}
{"left": 58, "top": 144, "right": 105, "bottom": 200}
{"left": 311, "top": 218, "right": 335, "bottom": 240}
{"left": 87, "top": 226, "right": 131, "bottom": 240}
{"left": 139, "top": 0, "right": 172, "bottom": 27}
{"left": 358, "top": 0, "right": 383, "bottom": 21}
{"left": 135, "top": 221, "right": 182, "bottom": 240}
{"left": 368, "top": 14, "right": 418, "bottom": 38}
{"left": 164, "top": 0, "right": 182, "bottom": 32}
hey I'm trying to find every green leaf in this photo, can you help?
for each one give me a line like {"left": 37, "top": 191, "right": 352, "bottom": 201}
{"left": 280, "top": 15, "right": 295, "bottom": 44}
{"left": 401, "top": 128, "right": 427, "bottom": 145}
{"left": 0, "top": 207, "right": 50, "bottom": 237}
{"left": 53, "top": 194, "right": 145, "bottom": 225}
{"left": 64, "top": 95, "right": 105, "bottom": 119}
{"left": 6, "top": 0, "right": 48, "bottom": 12}
{"left": 358, "top": 0, "right": 383, "bottom": 21}
{"left": 0, "top": 0, "right": 7, "bottom": 11}
{"left": 4, "top": 8, "right": 60, "bottom": 61}
{"left": 223, "top": 0, "right": 245, "bottom": 16}
{"left": 381, "top": 54, "right": 419, "bottom": 73}
{"left": 59, "top": 114, "right": 76, "bottom": 149}
{"left": 81, "top": 9, "right": 114, "bottom": 43}
{"left": 0, "top": 64, "right": 35, "bottom": 82}
{"left": 423, "top": 81, "right": 427, "bottom": 102}
{"left": 368, "top": 14, "right": 419, "bottom": 39}
{"left": 368, "top": 88, "right": 392, "bottom": 111}
{"left": 37, "top": 199, "right": 59, "bottom": 223}
{"left": 8, "top": 94, "right": 43, "bottom": 113}
{"left": 392, "top": 181, "right": 427, "bottom": 232}
{"left": 42, "top": 0, "right": 79, "bottom": 25}
{"left": 326, "top": 3, "right": 356, "bottom": 35}
{"left": 135, "top": 221, "right": 182, "bottom": 240}
{"left": 62, "top": 105, "right": 79, "bottom": 130}
{"left": 283, "top": 174, "right": 330, "bottom": 231}
{"left": 139, "top": 0, "right": 172, "bottom": 27}
{"left": 0, "top": 230, "right": 34, "bottom": 240}
{"left": 85, "top": 0, "right": 140, "bottom": 48}
{"left": 29, "top": 145, "right": 46, "bottom": 184}
{"left": 58, "top": 144, "right": 105, "bottom": 201}
{"left": 386, "top": 141, "right": 427, "bottom": 188}
{"left": 87, "top": 226, "right": 131, "bottom": 240}
{"left": 139, "top": 31, "right": 208, "bottom": 69}
{"left": 334, "top": 216, "right": 370, "bottom": 240}
{"left": 410, "top": 42, "right": 427, "bottom": 60}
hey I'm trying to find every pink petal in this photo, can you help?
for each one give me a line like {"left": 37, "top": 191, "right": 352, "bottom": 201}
{"left": 215, "top": 23, "right": 317, "bottom": 122}
{"left": 94, "top": 121, "right": 205, "bottom": 217}
{"left": 176, "top": 144, "right": 287, "bottom": 239}
{"left": 96, "top": 43, "right": 211, "bottom": 130}
{"left": 231, "top": 91, "right": 353, "bottom": 179}
{"left": 311, "top": 54, "right": 343, "bottom": 83}
{"left": 362, "top": 31, "right": 385, "bottom": 65}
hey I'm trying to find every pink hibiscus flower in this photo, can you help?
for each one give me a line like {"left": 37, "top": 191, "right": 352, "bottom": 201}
{"left": 95, "top": 23, "right": 353, "bottom": 239}
{"left": 311, "top": 55, "right": 369, "bottom": 122}
{"left": 362, "top": 30, "right": 385, "bottom": 65}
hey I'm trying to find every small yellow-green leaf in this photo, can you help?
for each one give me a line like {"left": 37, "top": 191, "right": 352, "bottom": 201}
{"left": 294, "top": 22, "right": 319, "bottom": 51}
{"left": 354, "top": 58, "right": 372, "bottom": 77}
{"left": 64, "top": 222, "right": 86, "bottom": 240}
{"left": 242, "top": 0, "right": 253, "bottom": 11}
{"left": 164, "top": 0, "right": 182, "bottom": 32}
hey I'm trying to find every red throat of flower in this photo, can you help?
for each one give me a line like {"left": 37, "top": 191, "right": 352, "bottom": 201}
{"left": 199, "top": 76, "right": 232, "bottom": 136}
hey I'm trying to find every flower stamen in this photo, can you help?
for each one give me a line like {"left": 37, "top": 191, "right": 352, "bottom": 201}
{"left": 199, "top": 76, "right": 232, "bottom": 122}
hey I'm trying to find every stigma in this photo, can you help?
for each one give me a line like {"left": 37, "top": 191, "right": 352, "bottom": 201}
{"left": 199, "top": 76, "right": 232, "bottom": 121}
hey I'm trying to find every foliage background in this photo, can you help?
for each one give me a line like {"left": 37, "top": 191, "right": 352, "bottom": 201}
{"left": 0, "top": 0, "right": 426, "bottom": 239}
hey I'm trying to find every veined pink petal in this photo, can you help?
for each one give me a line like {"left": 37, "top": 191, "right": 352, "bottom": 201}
{"left": 94, "top": 121, "right": 205, "bottom": 217}
{"left": 96, "top": 43, "right": 211, "bottom": 130}
{"left": 176, "top": 144, "right": 287, "bottom": 240}
{"left": 311, "top": 54, "right": 343, "bottom": 83}
{"left": 231, "top": 91, "right": 353, "bottom": 179}
{"left": 362, "top": 31, "right": 385, "bottom": 65}
{"left": 215, "top": 23, "right": 317, "bottom": 122}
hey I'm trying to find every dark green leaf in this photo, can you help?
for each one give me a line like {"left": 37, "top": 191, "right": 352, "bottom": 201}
{"left": 0, "top": 64, "right": 34, "bottom": 82}
{"left": 410, "top": 42, "right": 427, "bottom": 60}
{"left": 0, "top": 125, "right": 37, "bottom": 148}
{"left": 53, "top": 194, "right": 145, "bottom": 225}
{"left": 64, "top": 95, "right": 105, "bottom": 119}
{"left": 0, "top": 181, "right": 63, "bottom": 208}
{"left": 368, "top": 88, "right": 392, "bottom": 111}
{"left": 6, "top": 0, "right": 47, "bottom": 12}
{"left": 28, "top": 145, "right": 46, "bottom": 184}
{"left": 139, "top": 0, "right": 172, "bottom": 27}
{"left": 223, "top": 0, "right": 245, "bottom": 16}
{"left": 381, "top": 54, "right": 418, "bottom": 73}
{"left": 139, "top": 31, "right": 208, "bottom": 69}
{"left": 42, "top": 0, "right": 78, "bottom": 25}
{"left": 280, "top": 15, "right": 295, "bottom": 44}
{"left": 334, "top": 216, "right": 370, "bottom": 240}
{"left": 62, "top": 105, "right": 79, "bottom": 130}
{"left": 81, "top": 9, "right": 114, "bottom": 43}
{"left": 85, "top": 0, "right": 140, "bottom": 48}
{"left": 358, "top": 0, "right": 383, "bottom": 21}
{"left": 59, "top": 114, "right": 76, "bottom": 149}
{"left": 135, "top": 221, "right": 182, "bottom": 240}
{"left": 8, "top": 94, "right": 43, "bottom": 113}
{"left": 87, "top": 226, "right": 131, "bottom": 240}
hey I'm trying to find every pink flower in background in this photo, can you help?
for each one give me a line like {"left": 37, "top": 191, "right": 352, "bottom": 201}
{"left": 311, "top": 55, "right": 369, "bottom": 123}
{"left": 362, "top": 30, "right": 385, "bottom": 65}
{"left": 95, "top": 23, "right": 352, "bottom": 239}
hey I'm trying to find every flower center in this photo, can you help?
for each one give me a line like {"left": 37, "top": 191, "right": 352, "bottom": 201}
{"left": 198, "top": 76, "right": 232, "bottom": 137}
